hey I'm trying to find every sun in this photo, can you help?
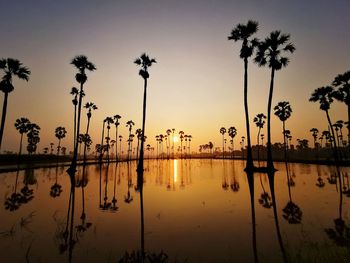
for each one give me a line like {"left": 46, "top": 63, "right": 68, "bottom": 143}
{"left": 173, "top": 136, "right": 178, "bottom": 143}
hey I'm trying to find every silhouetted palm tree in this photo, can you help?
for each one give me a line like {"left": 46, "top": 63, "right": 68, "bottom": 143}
{"left": 134, "top": 53, "right": 156, "bottom": 173}
{"left": 126, "top": 120, "right": 135, "bottom": 160}
{"left": 99, "top": 118, "right": 107, "bottom": 162}
{"left": 310, "top": 128, "right": 319, "bottom": 149}
{"left": 14, "top": 117, "right": 30, "bottom": 158}
{"left": 26, "top": 123, "right": 40, "bottom": 155}
{"left": 333, "top": 71, "right": 350, "bottom": 144}
{"left": 333, "top": 120, "right": 344, "bottom": 147}
{"left": 67, "top": 55, "right": 96, "bottom": 178}
{"left": 255, "top": 31, "right": 295, "bottom": 171}
{"left": 228, "top": 20, "right": 259, "bottom": 171}
{"left": 0, "top": 58, "right": 30, "bottom": 150}
{"left": 135, "top": 128, "right": 142, "bottom": 160}
{"left": 55, "top": 127, "right": 67, "bottom": 156}
{"left": 83, "top": 102, "right": 97, "bottom": 162}
{"left": 179, "top": 131, "right": 184, "bottom": 158}
{"left": 274, "top": 101, "right": 292, "bottom": 160}
{"left": 172, "top": 128, "right": 175, "bottom": 158}
{"left": 253, "top": 113, "right": 266, "bottom": 163}
{"left": 220, "top": 127, "right": 226, "bottom": 159}
{"left": 166, "top": 129, "right": 172, "bottom": 159}
{"left": 228, "top": 126, "right": 237, "bottom": 159}
{"left": 105, "top": 117, "right": 114, "bottom": 163}
{"left": 70, "top": 87, "right": 79, "bottom": 146}
{"left": 310, "top": 86, "right": 339, "bottom": 160}
{"left": 113, "top": 114, "right": 121, "bottom": 161}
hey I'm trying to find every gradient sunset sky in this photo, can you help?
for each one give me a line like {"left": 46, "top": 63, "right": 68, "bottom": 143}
{"left": 1, "top": 0, "right": 349, "bottom": 153}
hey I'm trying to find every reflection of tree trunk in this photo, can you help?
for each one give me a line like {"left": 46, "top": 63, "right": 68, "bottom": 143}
{"left": 267, "top": 172, "right": 288, "bottom": 263}
{"left": 81, "top": 163, "right": 86, "bottom": 219}
{"left": 246, "top": 172, "right": 258, "bottom": 263}
{"left": 336, "top": 167, "right": 343, "bottom": 220}
{"left": 285, "top": 161, "right": 292, "bottom": 202}
{"left": 99, "top": 164, "right": 102, "bottom": 208}
{"left": 100, "top": 123, "right": 105, "bottom": 163}
{"left": 139, "top": 177, "right": 145, "bottom": 259}
{"left": 68, "top": 185, "right": 75, "bottom": 263}
{"left": 326, "top": 110, "right": 339, "bottom": 161}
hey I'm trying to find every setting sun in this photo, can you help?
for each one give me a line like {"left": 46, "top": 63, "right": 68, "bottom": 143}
{"left": 173, "top": 135, "right": 178, "bottom": 143}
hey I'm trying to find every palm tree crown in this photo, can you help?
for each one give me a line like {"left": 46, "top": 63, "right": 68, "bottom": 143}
{"left": 309, "top": 86, "right": 335, "bottom": 111}
{"left": 71, "top": 55, "right": 96, "bottom": 84}
{"left": 253, "top": 113, "right": 267, "bottom": 128}
{"left": 134, "top": 53, "right": 156, "bottom": 79}
{"left": 15, "top": 118, "right": 31, "bottom": 134}
{"left": 55, "top": 127, "right": 67, "bottom": 140}
{"left": 0, "top": 58, "right": 30, "bottom": 91}
{"left": 274, "top": 101, "right": 292, "bottom": 122}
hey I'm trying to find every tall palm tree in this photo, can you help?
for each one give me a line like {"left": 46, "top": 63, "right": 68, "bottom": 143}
{"left": 26, "top": 123, "right": 40, "bottom": 155}
{"left": 333, "top": 71, "right": 350, "bottom": 144}
{"left": 166, "top": 129, "right": 172, "bottom": 159}
{"left": 253, "top": 113, "right": 266, "bottom": 163}
{"left": 228, "top": 20, "right": 259, "bottom": 171}
{"left": 310, "top": 86, "right": 338, "bottom": 160}
{"left": 55, "top": 126, "right": 67, "bottom": 156}
{"left": 0, "top": 58, "right": 30, "bottom": 150}
{"left": 274, "top": 101, "right": 292, "bottom": 160}
{"left": 228, "top": 126, "right": 237, "bottom": 159}
{"left": 135, "top": 128, "right": 143, "bottom": 160}
{"left": 333, "top": 120, "right": 344, "bottom": 147}
{"left": 105, "top": 117, "right": 114, "bottom": 163}
{"left": 113, "top": 114, "right": 121, "bottom": 161}
{"left": 172, "top": 128, "right": 175, "bottom": 158}
{"left": 99, "top": 118, "right": 107, "bottom": 162}
{"left": 179, "top": 131, "right": 184, "bottom": 158}
{"left": 67, "top": 55, "right": 96, "bottom": 178}
{"left": 310, "top": 128, "right": 319, "bottom": 149}
{"left": 83, "top": 102, "right": 97, "bottom": 162}
{"left": 134, "top": 53, "right": 156, "bottom": 173}
{"left": 255, "top": 31, "right": 295, "bottom": 171}
{"left": 220, "top": 127, "right": 226, "bottom": 159}
{"left": 70, "top": 87, "right": 79, "bottom": 146}
{"left": 14, "top": 117, "right": 30, "bottom": 157}
{"left": 126, "top": 120, "right": 135, "bottom": 161}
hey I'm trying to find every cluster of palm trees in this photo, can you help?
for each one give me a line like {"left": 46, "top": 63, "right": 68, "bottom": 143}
{"left": 219, "top": 126, "right": 237, "bottom": 159}
{"left": 199, "top": 142, "right": 214, "bottom": 155}
{"left": 14, "top": 117, "right": 40, "bottom": 156}
{"left": 228, "top": 20, "right": 295, "bottom": 171}
{"left": 310, "top": 70, "right": 350, "bottom": 161}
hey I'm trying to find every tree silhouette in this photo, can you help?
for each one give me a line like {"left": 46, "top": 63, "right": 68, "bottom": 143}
{"left": 55, "top": 126, "right": 67, "bottom": 157}
{"left": 83, "top": 102, "right": 97, "bottom": 163}
{"left": 99, "top": 118, "right": 107, "bottom": 162}
{"left": 0, "top": 58, "right": 30, "bottom": 150}
{"left": 179, "top": 131, "right": 184, "bottom": 158}
{"left": 67, "top": 55, "right": 96, "bottom": 178}
{"left": 136, "top": 128, "right": 143, "bottom": 160}
{"left": 228, "top": 126, "right": 237, "bottom": 159}
{"left": 253, "top": 113, "right": 266, "bottom": 164}
{"left": 14, "top": 117, "right": 30, "bottom": 158}
{"left": 105, "top": 117, "right": 114, "bottom": 163}
{"left": 228, "top": 20, "right": 259, "bottom": 171}
{"left": 220, "top": 127, "right": 226, "bottom": 159}
{"left": 134, "top": 53, "right": 156, "bottom": 173}
{"left": 274, "top": 101, "right": 292, "bottom": 161}
{"left": 113, "top": 114, "right": 121, "bottom": 161}
{"left": 255, "top": 31, "right": 295, "bottom": 171}
{"left": 310, "top": 128, "right": 319, "bottom": 149}
{"left": 310, "top": 86, "right": 339, "bottom": 160}
{"left": 70, "top": 87, "right": 79, "bottom": 147}
{"left": 333, "top": 71, "right": 350, "bottom": 144}
{"left": 26, "top": 123, "right": 40, "bottom": 154}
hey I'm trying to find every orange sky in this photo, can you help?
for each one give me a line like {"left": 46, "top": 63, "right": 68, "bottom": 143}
{"left": 1, "top": 0, "right": 349, "bottom": 153}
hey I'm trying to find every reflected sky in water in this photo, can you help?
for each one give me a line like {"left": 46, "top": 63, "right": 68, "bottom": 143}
{"left": 0, "top": 160, "right": 349, "bottom": 262}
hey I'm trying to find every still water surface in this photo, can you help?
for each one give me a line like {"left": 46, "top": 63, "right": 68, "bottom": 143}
{"left": 0, "top": 159, "right": 349, "bottom": 263}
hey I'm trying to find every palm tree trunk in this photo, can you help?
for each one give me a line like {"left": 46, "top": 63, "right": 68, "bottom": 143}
{"left": 267, "top": 68, "right": 276, "bottom": 171}
{"left": 18, "top": 133, "right": 23, "bottom": 158}
{"left": 68, "top": 84, "right": 84, "bottom": 177}
{"left": 222, "top": 134, "right": 225, "bottom": 159}
{"left": 73, "top": 104, "right": 77, "bottom": 147}
{"left": 0, "top": 92, "right": 9, "bottom": 150}
{"left": 115, "top": 125, "right": 119, "bottom": 161}
{"left": 348, "top": 104, "right": 350, "bottom": 147}
{"left": 282, "top": 121, "right": 287, "bottom": 161}
{"left": 326, "top": 110, "right": 339, "bottom": 161}
{"left": 83, "top": 117, "right": 91, "bottom": 164}
{"left": 257, "top": 128, "right": 261, "bottom": 164}
{"left": 99, "top": 123, "right": 105, "bottom": 163}
{"left": 243, "top": 58, "right": 254, "bottom": 170}
{"left": 137, "top": 78, "right": 147, "bottom": 173}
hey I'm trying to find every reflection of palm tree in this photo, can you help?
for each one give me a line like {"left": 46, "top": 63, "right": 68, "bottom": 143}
{"left": 50, "top": 165, "right": 63, "bottom": 198}
{"left": 274, "top": 101, "right": 292, "bottom": 161}
{"left": 315, "top": 165, "right": 325, "bottom": 188}
{"left": 111, "top": 164, "right": 119, "bottom": 212}
{"left": 67, "top": 55, "right": 96, "bottom": 178}
{"left": 124, "top": 163, "right": 134, "bottom": 204}
{"left": 246, "top": 172, "right": 258, "bottom": 263}
{"left": 255, "top": 31, "right": 295, "bottom": 171}
{"left": 253, "top": 113, "right": 266, "bottom": 164}
{"left": 134, "top": 53, "right": 157, "bottom": 174}
{"left": 228, "top": 21, "right": 259, "bottom": 171}
{"left": 0, "top": 58, "right": 30, "bottom": 150}
{"left": 258, "top": 174, "right": 272, "bottom": 209}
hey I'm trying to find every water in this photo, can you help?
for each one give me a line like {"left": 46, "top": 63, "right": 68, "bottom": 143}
{"left": 0, "top": 159, "right": 349, "bottom": 263}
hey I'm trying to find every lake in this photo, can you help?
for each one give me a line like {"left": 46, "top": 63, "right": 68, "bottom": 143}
{"left": 0, "top": 159, "right": 349, "bottom": 263}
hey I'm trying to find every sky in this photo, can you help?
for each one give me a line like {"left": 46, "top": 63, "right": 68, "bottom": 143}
{"left": 0, "top": 0, "right": 349, "bottom": 153}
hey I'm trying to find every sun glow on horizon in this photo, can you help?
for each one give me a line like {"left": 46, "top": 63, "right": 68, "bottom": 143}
{"left": 173, "top": 136, "right": 178, "bottom": 143}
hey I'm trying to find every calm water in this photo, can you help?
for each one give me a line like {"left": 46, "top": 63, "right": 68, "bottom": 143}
{"left": 0, "top": 159, "right": 349, "bottom": 263}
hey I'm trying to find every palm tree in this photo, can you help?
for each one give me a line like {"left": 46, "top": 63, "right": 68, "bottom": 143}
{"left": 179, "top": 131, "right": 184, "bottom": 158}
{"left": 135, "top": 128, "right": 143, "bottom": 160}
{"left": 0, "top": 58, "right": 30, "bottom": 150}
{"left": 55, "top": 126, "right": 67, "bottom": 156}
{"left": 26, "top": 123, "right": 40, "bottom": 155}
{"left": 253, "top": 113, "right": 266, "bottom": 163}
{"left": 310, "top": 86, "right": 339, "bottom": 160}
{"left": 113, "top": 114, "right": 121, "bottom": 161}
{"left": 14, "top": 117, "right": 30, "bottom": 157}
{"left": 255, "top": 31, "right": 296, "bottom": 171}
{"left": 172, "top": 128, "right": 175, "bottom": 158}
{"left": 228, "top": 126, "right": 237, "bottom": 159}
{"left": 99, "top": 118, "right": 107, "bottom": 162}
{"left": 333, "top": 120, "right": 344, "bottom": 147}
{"left": 105, "top": 117, "right": 114, "bottom": 163}
{"left": 310, "top": 128, "right": 319, "bottom": 149}
{"left": 134, "top": 53, "right": 156, "bottom": 174}
{"left": 70, "top": 87, "right": 79, "bottom": 146}
{"left": 228, "top": 20, "right": 259, "bottom": 171}
{"left": 83, "top": 102, "right": 97, "bottom": 162}
{"left": 166, "top": 129, "right": 172, "bottom": 159}
{"left": 187, "top": 134, "right": 192, "bottom": 157}
{"left": 220, "top": 127, "right": 226, "bottom": 159}
{"left": 67, "top": 55, "right": 96, "bottom": 178}
{"left": 126, "top": 120, "right": 135, "bottom": 161}
{"left": 333, "top": 71, "right": 350, "bottom": 143}
{"left": 274, "top": 101, "right": 292, "bottom": 160}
